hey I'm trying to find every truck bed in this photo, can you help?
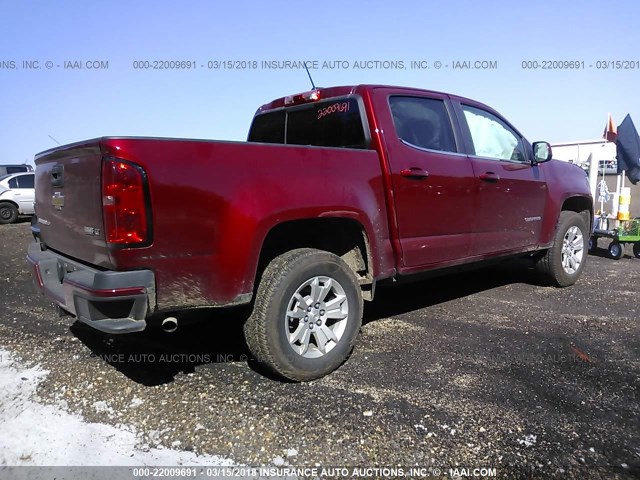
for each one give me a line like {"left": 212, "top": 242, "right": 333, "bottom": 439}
{"left": 34, "top": 137, "right": 391, "bottom": 311}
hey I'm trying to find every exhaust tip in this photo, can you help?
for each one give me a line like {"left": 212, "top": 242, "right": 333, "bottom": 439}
{"left": 161, "top": 316, "right": 178, "bottom": 333}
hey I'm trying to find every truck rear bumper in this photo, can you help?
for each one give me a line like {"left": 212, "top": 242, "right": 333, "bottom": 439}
{"left": 26, "top": 242, "right": 156, "bottom": 334}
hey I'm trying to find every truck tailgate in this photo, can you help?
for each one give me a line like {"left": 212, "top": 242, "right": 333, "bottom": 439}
{"left": 34, "top": 140, "right": 112, "bottom": 268}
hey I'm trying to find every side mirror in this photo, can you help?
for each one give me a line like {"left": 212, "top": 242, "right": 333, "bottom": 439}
{"left": 532, "top": 141, "right": 552, "bottom": 163}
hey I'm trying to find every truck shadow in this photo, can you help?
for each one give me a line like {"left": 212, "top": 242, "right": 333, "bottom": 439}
{"left": 70, "top": 306, "right": 254, "bottom": 386}
{"left": 70, "top": 260, "right": 546, "bottom": 386}
{"left": 364, "top": 260, "right": 544, "bottom": 323}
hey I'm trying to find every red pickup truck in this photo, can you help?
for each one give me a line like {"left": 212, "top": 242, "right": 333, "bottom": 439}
{"left": 27, "top": 85, "right": 592, "bottom": 381}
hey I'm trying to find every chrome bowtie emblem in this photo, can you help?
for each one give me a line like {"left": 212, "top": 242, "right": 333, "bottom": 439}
{"left": 52, "top": 192, "right": 65, "bottom": 210}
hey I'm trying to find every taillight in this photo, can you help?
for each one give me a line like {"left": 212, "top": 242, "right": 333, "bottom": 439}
{"left": 102, "top": 158, "right": 150, "bottom": 246}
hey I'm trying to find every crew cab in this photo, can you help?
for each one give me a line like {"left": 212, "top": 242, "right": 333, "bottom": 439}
{"left": 27, "top": 85, "right": 592, "bottom": 381}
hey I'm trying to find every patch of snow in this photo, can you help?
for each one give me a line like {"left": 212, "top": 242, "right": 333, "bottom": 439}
{"left": 92, "top": 400, "right": 115, "bottom": 416}
{"left": 0, "top": 349, "right": 235, "bottom": 466}
{"left": 130, "top": 397, "right": 144, "bottom": 408}
{"left": 273, "top": 456, "right": 285, "bottom": 466}
{"left": 284, "top": 448, "right": 297, "bottom": 457}
{"left": 363, "top": 410, "right": 373, "bottom": 417}
{"left": 517, "top": 434, "right": 537, "bottom": 447}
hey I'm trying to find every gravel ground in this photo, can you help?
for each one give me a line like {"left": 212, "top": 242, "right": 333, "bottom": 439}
{"left": 0, "top": 221, "right": 639, "bottom": 479}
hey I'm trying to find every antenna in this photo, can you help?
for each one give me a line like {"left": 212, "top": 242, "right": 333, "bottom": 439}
{"left": 48, "top": 135, "right": 61, "bottom": 145}
{"left": 303, "top": 62, "right": 316, "bottom": 90}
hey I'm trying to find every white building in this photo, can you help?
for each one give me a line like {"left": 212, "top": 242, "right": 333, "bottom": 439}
{"left": 552, "top": 139, "right": 632, "bottom": 219}
{"left": 551, "top": 139, "right": 617, "bottom": 173}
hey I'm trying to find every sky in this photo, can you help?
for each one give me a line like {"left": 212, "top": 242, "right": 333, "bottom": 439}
{"left": 1, "top": 0, "right": 639, "bottom": 166}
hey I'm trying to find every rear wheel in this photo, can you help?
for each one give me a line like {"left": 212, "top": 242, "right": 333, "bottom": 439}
{"left": 609, "top": 241, "right": 624, "bottom": 260}
{"left": 536, "top": 211, "right": 588, "bottom": 287}
{"left": 244, "top": 248, "right": 363, "bottom": 381}
{"left": 0, "top": 203, "right": 18, "bottom": 224}
{"left": 633, "top": 243, "right": 640, "bottom": 259}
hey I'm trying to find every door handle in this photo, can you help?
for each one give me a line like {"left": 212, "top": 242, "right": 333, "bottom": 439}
{"left": 479, "top": 172, "right": 500, "bottom": 182}
{"left": 400, "top": 168, "right": 429, "bottom": 179}
{"left": 51, "top": 164, "right": 64, "bottom": 187}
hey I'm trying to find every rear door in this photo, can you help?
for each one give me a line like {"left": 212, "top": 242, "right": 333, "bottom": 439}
{"left": 453, "top": 102, "right": 547, "bottom": 255}
{"left": 371, "top": 88, "right": 475, "bottom": 267}
{"left": 9, "top": 173, "right": 35, "bottom": 213}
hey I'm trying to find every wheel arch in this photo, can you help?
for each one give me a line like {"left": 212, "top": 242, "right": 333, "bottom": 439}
{"left": 256, "top": 217, "right": 375, "bottom": 300}
{"left": 535, "top": 209, "right": 590, "bottom": 287}
{"left": 0, "top": 199, "right": 20, "bottom": 209}
{"left": 561, "top": 195, "right": 593, "bottom": 232}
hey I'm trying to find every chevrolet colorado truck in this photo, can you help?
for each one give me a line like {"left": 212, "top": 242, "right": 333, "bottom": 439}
{"left": 27, "top": 85, "right": 592, "bottom": 381}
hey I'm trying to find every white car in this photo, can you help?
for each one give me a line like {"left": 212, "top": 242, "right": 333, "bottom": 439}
{"left": 0, "top": 172, "right": 35, "bottom": 224}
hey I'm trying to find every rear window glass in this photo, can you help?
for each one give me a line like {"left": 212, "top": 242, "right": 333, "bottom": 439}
{"left": 248, "top": 97, "right": 367, "bottom": 149}
{"left": 249, "top": 110, "right": 285, "bottom": 144}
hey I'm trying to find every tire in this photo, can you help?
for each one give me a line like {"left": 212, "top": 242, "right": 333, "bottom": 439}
{"left": 0, "top": 203, "right": 18, "bottom": 224}
{"left": 244, "top": 248, "right": 363, "bottom": 381}
{"left": 588, "top": 237, "right": 596, "bottom": 253}
{"left": 633, "top": 243, "right": 640, "bottom": 259}
{"left": 536, "top": 211, "right": 588, "bottom": 287}
{"left": 609, "top": 241, "right": 624, "bottom": 260}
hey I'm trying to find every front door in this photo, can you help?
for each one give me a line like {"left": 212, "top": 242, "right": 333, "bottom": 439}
{"left": 456, "top": 103, "right": 547, "bottom": 255}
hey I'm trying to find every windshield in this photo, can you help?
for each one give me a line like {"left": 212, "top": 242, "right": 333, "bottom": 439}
{"left": 248, "top": 97, "right": 368, "bottom": 149}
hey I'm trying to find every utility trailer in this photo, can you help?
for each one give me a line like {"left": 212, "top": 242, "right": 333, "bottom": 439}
{"left": 590, "top": 217, "right": 640, "bottom": 259}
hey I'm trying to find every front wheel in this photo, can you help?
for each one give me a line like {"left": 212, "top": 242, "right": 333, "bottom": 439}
{"left": 609, "top": 241, "right": 624, "bottom": 260}
{"left": 244, "top": 248, "right": 363, "bottom": 381}
{"left": 0, "top": 203, "right": 18, "bottom": 224}
{"left": 536, "top": 211, "right": 588, "bottom": 287}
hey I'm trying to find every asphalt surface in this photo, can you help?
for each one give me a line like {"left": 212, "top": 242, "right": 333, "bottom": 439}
{"left": 1, "top": 221, "right": 639, "bottom": 479}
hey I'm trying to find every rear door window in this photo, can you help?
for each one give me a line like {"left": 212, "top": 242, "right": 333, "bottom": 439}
{"left": 18, "top": 174, "right": 34, "bottom": 188}
{"left": 8, "top": 174, "right": 34, "bottom": 188}
{"left": 389, "top": 96, "right": 457, "bottom": 153}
